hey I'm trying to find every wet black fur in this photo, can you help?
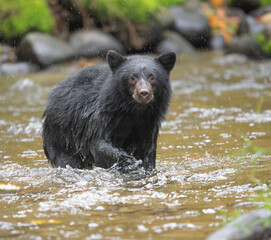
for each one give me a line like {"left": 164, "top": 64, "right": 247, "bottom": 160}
{"left": 42, "top": 50, "right": 176, "bottom": 171}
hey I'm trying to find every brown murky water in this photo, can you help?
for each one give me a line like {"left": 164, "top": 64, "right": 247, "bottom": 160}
{"left": 0, "top": 53, "right": 271, "bottom": 240}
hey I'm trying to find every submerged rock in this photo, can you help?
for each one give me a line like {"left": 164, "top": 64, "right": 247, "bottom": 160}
{"left": 206, "top": 209, "right": 271, "bottom": 240}
{"left": 155, "top": 31, "right": 195, "bottom": 54}
{"left": 18, "top": 32, "right": 75, "bottom": 67}
{"left": 170, "top": 6, "right": 211, "bottom": 48}
{"left": 245, "top": 16, "right": 265, "bottom": 35}
{"left": 209, "top": 34, "right": 225, "bottom": 51}
{"left": 69, "top": 29, "right": 125, "bottom": 58}
{"left": 0, "top": 62, "right": 39, "bottom": 76}
{"left": 227, "top": 35, "right": 264, "bottom": 59}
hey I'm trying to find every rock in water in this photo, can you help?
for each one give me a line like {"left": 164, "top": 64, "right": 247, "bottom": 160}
{"left": 0, "top": 62, "right": 38, "bottom": 76}
{"left": 206, "top": 209, "right": 271, "bottom": 240}
{"left": 155, "top": 31, "right": 195, "bottom": 54}
{"left": 170, "top": 6, "right": 211, "bottom": 48}
{"left": 227, "top": 35, "right": 264, "bottom": 59}
{"left": 18, "top": 32, "right": 75, "bottom": 67}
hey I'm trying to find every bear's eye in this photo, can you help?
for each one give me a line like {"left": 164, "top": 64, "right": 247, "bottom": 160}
{"left": 149, "top": 74, "right": 156, "bottom": 83}
{"left": 129, "top": 75, "right": 137, "bottom": 84}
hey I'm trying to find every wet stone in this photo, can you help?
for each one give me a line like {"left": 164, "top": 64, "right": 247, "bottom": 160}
{"left": 209, "top": 34, "right": 225, "bottom": 51}
{"left": 155, "top": 31, "right": 195, "bottom": 54}
{"left": 69, "top": 29, "right": 125, "bottom": 58}
{"left": 206, "top": 209, "right": 271, "bottom": 240}
{"left": 226, "top": 35, "right": 264, "bottom": 59}
{"left": 170, "top": 6, "right": 211, "bottom": 48}
{"left": 0, "top": 62, "right": 39, "bottom": 76}
{"left": 244, "top": 16, "right": 265, "bottom": 35}
{"left": 18, "top": 32, "right": 75, "bottom": 67}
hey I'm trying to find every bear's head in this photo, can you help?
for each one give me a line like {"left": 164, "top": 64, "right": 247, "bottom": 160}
{"left": 107, "top": 50, "right": 176, "bottom": 108}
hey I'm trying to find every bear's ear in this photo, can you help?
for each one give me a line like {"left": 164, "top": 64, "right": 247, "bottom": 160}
{"left": 107, "top": 50, "right": 126, "bottom": 71}
{"left": 155, "top": 52, "right": 176, "bottom": 72}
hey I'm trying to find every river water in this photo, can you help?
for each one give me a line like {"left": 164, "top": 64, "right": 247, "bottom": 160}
{"left": 0, "top": 53, "right": 271, "bottom": 239}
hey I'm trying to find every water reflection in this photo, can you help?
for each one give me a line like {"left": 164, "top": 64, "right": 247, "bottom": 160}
{"left": 0, "top": 53, "right": 270, "bottom": 239}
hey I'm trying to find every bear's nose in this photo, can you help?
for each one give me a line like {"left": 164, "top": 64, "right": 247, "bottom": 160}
{"left": 139, "top": 90, "right": 149, "bottom": 98}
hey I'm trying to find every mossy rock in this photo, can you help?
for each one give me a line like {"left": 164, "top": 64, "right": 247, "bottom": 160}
{"left": 0, "top": 0, "right": 55, "bottom": 40}
{"left": 82, "top": 0, "right": 185, "bottom": 24}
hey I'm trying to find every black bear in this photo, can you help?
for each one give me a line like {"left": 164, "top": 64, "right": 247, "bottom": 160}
{"left": 42, "top": 50, "right": 176, "bottom": 171}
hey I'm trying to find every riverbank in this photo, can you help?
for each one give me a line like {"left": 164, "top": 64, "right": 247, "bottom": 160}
{"left": 1, "top": 0, "right": 271, "bottom": 76}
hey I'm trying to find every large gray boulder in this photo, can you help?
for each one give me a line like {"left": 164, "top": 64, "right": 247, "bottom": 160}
{"left": 227, "top": 35, "right": 264, "bottom": 59}
{"left": 170, "top": 6, "right": 211, "bottom": 48}
{"left": 155, "top": 31, "right": 195, "bottom": 54}
{"left": 0, "top": 62, "right": 38, "bottom": 76}
{"left": 18, "top": 32, "right": 75, "bottom": 67}
{"left": 69, "top": 29, "right": 125, "bottom": 58}
{"left": 206, "top": 209, "right": 271, "bottom": 240}
{"left": 245, "top": 16, "right": 265, "bottom": 35}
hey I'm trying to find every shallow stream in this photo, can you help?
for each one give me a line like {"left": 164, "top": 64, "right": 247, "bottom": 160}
{"left": 0, "top": 53, "right": 271, "bottom": 239}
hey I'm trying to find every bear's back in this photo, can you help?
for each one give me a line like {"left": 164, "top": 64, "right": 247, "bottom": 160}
{"left": 44, "top": 64, "right": 111, "bottom": 122}
{"left": 59, "top": 64, "right": 111, "bottom": 93}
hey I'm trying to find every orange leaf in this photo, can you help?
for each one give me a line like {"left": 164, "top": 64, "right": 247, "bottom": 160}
{"left": 31, "top": 219, "right": 61, "bottom": 225}
{"left": 209, "top": 15, "right": 227, "bottom": 29}
{"left": 221, "top": 32, "right": 231, "bottom": 43}
{"left": 210, "top": 0, "right": 224, "bottom": 8}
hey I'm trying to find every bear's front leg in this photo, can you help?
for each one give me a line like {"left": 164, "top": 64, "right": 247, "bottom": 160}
{"left": 141, "top": 127, "right": 159, "bottom": 171}
{"left": 143, "top": 145, "right": 157, "bottom": 171}
{"left": 92, "top": 140, "right": 138, "bottom": 170}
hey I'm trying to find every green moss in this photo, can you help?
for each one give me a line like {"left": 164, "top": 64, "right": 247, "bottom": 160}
{"left": 261, "top": 0, "right": 271, "bottom": 6}
{"left": 83, "top": 0, "right": 185, "bottom": 24}
{"left": 0, "top": 0, "right": 55, "bottom": 39}
{"left": 254, "top": 33, "right": 271, "bottom": 55}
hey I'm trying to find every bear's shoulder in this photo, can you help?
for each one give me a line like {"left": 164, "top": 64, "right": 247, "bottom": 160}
{"left": 49, "top": 64, "right": 110, "bottom": 99}
{"left": 62, "top": 64, "right": 111, "bottom": 87}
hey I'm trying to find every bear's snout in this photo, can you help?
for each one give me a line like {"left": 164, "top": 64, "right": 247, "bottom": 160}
{"left": 133, "top": 80, "right": 153, "bottom": 104}
{"left": 139, "top": 89, "right": 150, "bottom": 98}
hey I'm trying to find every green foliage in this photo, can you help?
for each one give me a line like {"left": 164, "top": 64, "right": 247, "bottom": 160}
{"left": 224, "top": 94, "right": 271, "bottom": 226}
{"left": 219, "top": 209, "right": 243, "bottom": 224}
{"left": 233, "top": 136, "right": 270, "bottom": 184}
{"left": 255, "top": 93, "right": 271, "bottom": 113}
{"left": 233, "top": 132, "right": 271, "bottom": 209}
{"left": 233, "top": 136, "right": 270, "bottom": 160}
{"left": 0, "top": 0, "right": 55, "bottom": 39}
{"left": 83, "top": 0, "right": 185, "bottom": 23}
{"left": 254, "top": 186, "right": 271, "bottom": 210}
{"left": 261, "top": 0, "right": 271, "bottom": 6}
{"left": 227, "top": 135, "right": 271, "bottom": 225}
{"left": 254, "top": 33, "right": 271, "bottom": 55}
